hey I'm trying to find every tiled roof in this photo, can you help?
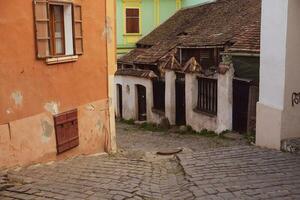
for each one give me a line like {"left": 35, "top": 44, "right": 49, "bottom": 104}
{"left": 115, "top": 69, "right": 158, "bottom": 79}
{"left": 118, "top": 48, "right": 147, "bottom": 64}
{"left": 228, "top": 21, "right": 261, "bottom": 54}
{"left": 118, "top": 0, "right": 261, "bottom": 65}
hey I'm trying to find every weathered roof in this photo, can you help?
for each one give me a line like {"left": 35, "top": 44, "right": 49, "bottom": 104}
{"left": 118, "top": 48, "right": 147, "bottom": 64}
{"left": 118, "top": 0, "right": 261, "bottom": 65}
{"left": 115, "top": 69, "right": 158, "bottom": 79}
{"left": 138, "top": 0, "right": 261, "bottom": 47}
{"left": 227, "top": 21, "right": 261, "bottom": 54}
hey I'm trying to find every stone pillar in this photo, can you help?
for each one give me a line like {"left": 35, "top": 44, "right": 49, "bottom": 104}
{"left": 165, "top": 70, "right": 176, "bottom": 125}
{"left": 185, "top": 73, "right": 198, "bottom": 126}
{"left": 216, "top": 64, "right": 234, "bottom": 133}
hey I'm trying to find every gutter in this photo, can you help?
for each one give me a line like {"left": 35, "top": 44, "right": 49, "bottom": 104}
{"left": 221, "top": 52, "right": 260, "bottom": 57}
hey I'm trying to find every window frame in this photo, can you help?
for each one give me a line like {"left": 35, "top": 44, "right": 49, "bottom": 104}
{"left": 125, "top": 7, "right": 140, "bottom": 34}
{"left": 33, "top": 0, "right": 83, "bottom": 61}
{"left": 49, "top": 4, "right": 66, "bottom": 56}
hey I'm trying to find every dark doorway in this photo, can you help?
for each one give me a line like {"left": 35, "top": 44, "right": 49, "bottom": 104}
{"left": 153, "top": 79, "right": 165, "bottom": 112}
{"left": 232, "top": 78, "right": 250, "bottom": 133}
{"left": 117, "top": 84, "right": 123, "bottom": 118}
{"left": 137, "top": 85, "right": 147, "bottom": 121}
{"left": 175, "top": 73, "right": 186, "bottom": 125}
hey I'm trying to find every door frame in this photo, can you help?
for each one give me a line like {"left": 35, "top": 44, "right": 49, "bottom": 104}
{"left": 175, "top": 73, "right": 186, "bottom": 125}
{"left": 116, "top": 84, "right": 123, "bottom": 118}
{"left": 232, "top": 77, "right": 252, "bottom": 133}
{"left": 136, "top": 84, "right": 147, "bottom": 121}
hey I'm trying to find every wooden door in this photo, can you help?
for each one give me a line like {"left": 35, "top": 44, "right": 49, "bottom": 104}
{"left": 137, "top": 85, "right": 147, "bottom": 121}
{"left": 232, "top": 78, "right": 250, "bottom": 133}
{"left": 175, "top": 73, "right": 186, "bottom": 125}
{"left": 117, "top": 84, "right": 123, "bottom": 118}
{"left": 54, "top": 109, "right": 79, "bottom": 154}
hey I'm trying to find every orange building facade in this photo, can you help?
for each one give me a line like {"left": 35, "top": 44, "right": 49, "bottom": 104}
{"left": 0, "top": 0, "right": 117, "bottom": 169}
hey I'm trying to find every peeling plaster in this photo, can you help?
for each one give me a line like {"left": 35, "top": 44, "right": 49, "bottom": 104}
{"left": 11, "top": 91, "right": 23, "bottom": 107}
{"left": 6, "top": 108, "right": 13, "bottom": 115}
{"left": 41, "top": 120, "right": 53, "bottom": 143}
{"left": 44, "top": 102, "right": 60, "bottom": 115}
{"left": 102, "top": 16, "right": 112, "bottom": 44}
{"left": 85, "top": 104, "right": 95, "bottom": 111}
{"left": 96, "top": 119, "right": 103, "bottom": 135}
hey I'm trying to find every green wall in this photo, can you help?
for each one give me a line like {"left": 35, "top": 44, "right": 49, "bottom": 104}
{"left": 160, "top": 0, "right": 177, "bottom": 23}
{"left": 117, "top": 0, "right": 211, "bottom": 57}
{"left": 182, "top": 0, "right": 213, "bottom": 7}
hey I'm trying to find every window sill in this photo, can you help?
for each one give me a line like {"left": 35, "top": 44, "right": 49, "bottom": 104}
{"left": 193, "top": 108, "right": 217, "bottom": 118}
{"left": 46, "top": 55, "right": 78, "bottom": 65}
{"left": 152, "top": 108, "right": 165, "bottom": 116}
{"left": 123, "top": 33, "right": 142, "bottom": 36}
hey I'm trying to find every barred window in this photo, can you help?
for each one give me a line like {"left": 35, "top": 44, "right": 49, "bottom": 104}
{"left": 196, "top": 77, "right": 217, "bottom": 115}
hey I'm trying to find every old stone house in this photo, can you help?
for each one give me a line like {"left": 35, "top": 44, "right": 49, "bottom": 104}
{"left": 0, "top": 0, "right": 117, "bottom": 169}
{"left": 115, "top": 0, "right": 261, "bottom": 134}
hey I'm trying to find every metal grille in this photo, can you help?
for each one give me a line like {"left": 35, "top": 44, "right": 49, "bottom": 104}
{"left": 197, "top": 77, "right": 217, "bottom": 115}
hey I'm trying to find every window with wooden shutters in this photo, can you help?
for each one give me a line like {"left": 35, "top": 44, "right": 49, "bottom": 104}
{"left": 33, "top": 0, "right": 50, "bottom": 58}
{"left": 196, "top": 77, "right": 218, "bottom": 116}
{"left": 126, "top": 8, "right": 140, "bottom": 33}
{"left": 54, "top": 109, "right": 79, "bottom": 154}
{"left": 73, "top": 4, "right": 83, "bottom": 55}
{"left": 33, "top": 0, "right": 83, "bottom": 59}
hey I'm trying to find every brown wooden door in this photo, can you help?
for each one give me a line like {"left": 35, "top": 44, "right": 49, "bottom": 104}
{"left": 137, "top": 85, "right": 147, "bottom": 121}
{"left": 176, "top": 73, "right": 186, "bottom": 125}
{"left": 117, "top": 84, "right": 123, "bottom": 118}
{"left": 54, "top": 109, "right": 79, "bottom": 154}
{"left": 232, "top": 79, "right": 250, "bottom": 133}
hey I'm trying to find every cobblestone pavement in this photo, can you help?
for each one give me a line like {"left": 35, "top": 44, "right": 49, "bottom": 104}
{"left": 116, "top": 122, "right": 248, "bottom": 159}
{"left": 1, "top": 146, "right": 299, "bottom": 200}
{"left": 0, "top": 123, "right": 299, "bottom": 200}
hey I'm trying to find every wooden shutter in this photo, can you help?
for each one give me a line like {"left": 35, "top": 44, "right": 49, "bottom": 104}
{"left": 126, "top": 8, "right": 139, "bottom": 33}
{"left": 54, "top": 109, "right": 79, "bottom": 154}
{"left": 73, "top": 4, "right": 83, "bottom": 55}
{"left": 33, "top": 0, "right": 50, "bottom": 58}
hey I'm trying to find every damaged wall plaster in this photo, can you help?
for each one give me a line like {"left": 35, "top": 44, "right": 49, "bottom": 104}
{"left": 85, "top": 104, "right": 95, "bottom": 111}
{"left": 41, "top": 119, "right": 53, "bottom": 143}
{"left": 11, "top": 91, "right": 23, "bottom": 107}
{"left": 102, "top": 16, "right": 112, "bottom": 44}
{"left": 44, "top": 102, "right": 60, "bottom": 115}
{"left": 6, "top": 108, "right": 13, "bottom": 115}
{"left": 96, "top": 119, "right": 104, "bottom": 135}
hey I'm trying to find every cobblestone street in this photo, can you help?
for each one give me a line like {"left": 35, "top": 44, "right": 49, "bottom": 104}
{"left": 0, "top": 123, "right": 299, "bottom": 200}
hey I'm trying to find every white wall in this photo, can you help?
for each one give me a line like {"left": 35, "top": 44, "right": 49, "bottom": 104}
{"left": 185, "top": 67, "right": 233, "bottom": 133}
{"left": 114, "top": 76, "right": 162, "bottom": 123}
{"left": 257, "top": 0, "right": 300, "bottom": 149}
{"left": 259, "top": 0, "right": 288, "bottom": 110}
{"left": 165, "top": 70, "right": 176, "bottom": 125}
{"left": 282, "top": 0, "right": 300, "bottom": 139}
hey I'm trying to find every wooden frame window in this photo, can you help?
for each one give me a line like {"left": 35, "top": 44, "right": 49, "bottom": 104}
{"left": 49, "top": 4, "right": 65, "bottom": 55}
{"left": 33, "top": 0, "right": 83, "bottom": 59}
{"left": 196, "top": 77, "right": 218, "bottom": 116}
{"left": 125, "top": 8, "right": 140, "bottom": 33}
